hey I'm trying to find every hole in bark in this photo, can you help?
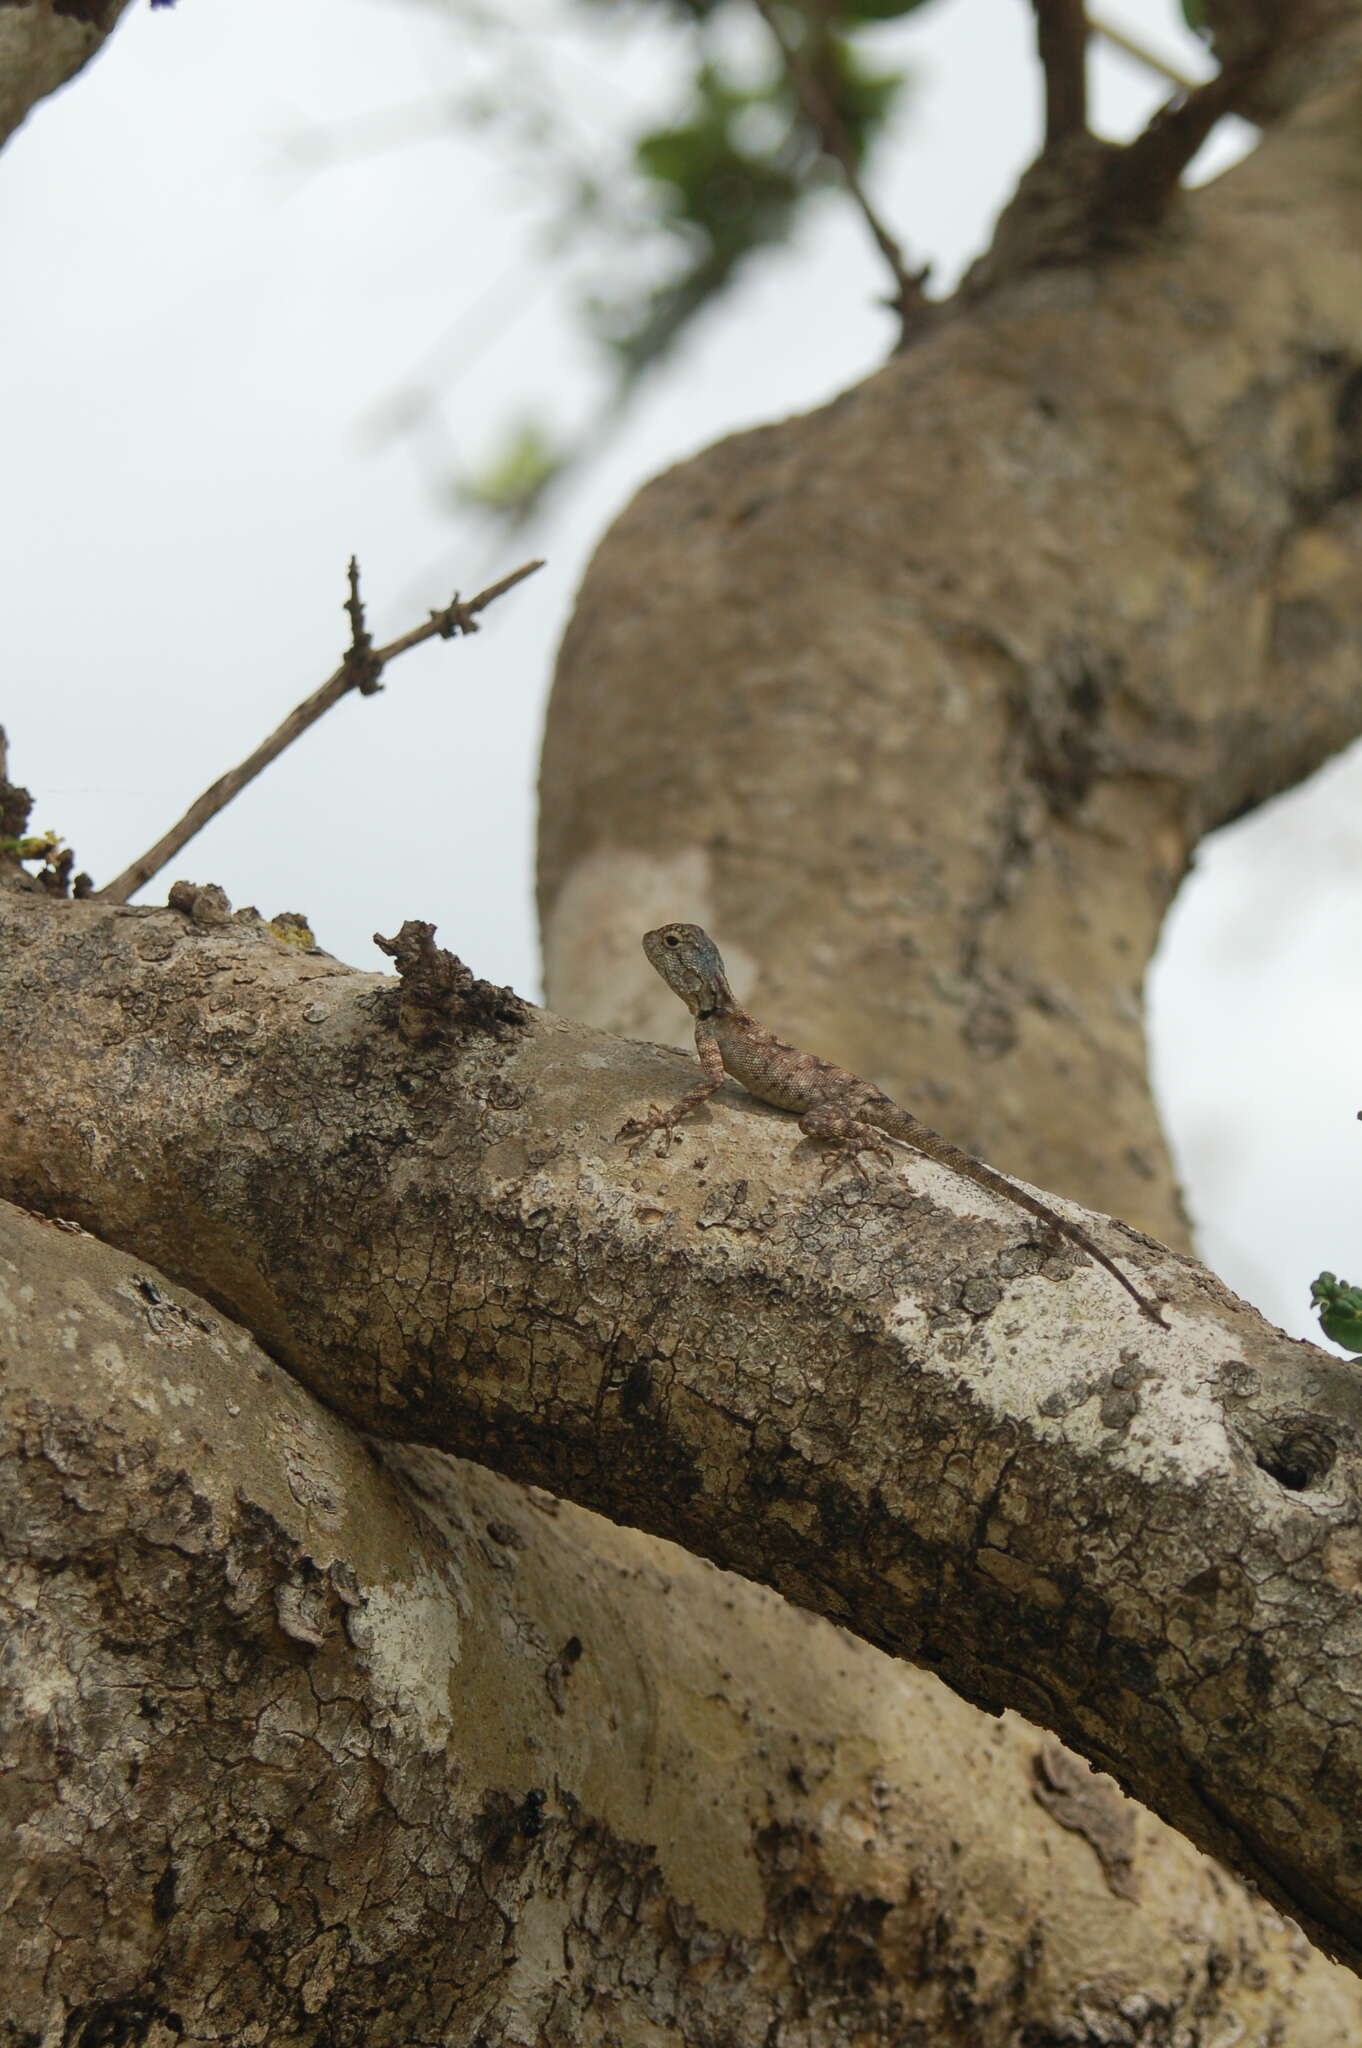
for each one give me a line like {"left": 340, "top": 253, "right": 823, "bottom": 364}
{"left": 151, "top": 1863, "right": 178, "bottom": 1922}
{"left": 1253, "top": 1423, "right": 1335, "bottom": 1492}
{"left": 1335, "top": 365, "right": 1362, "bottom": 496}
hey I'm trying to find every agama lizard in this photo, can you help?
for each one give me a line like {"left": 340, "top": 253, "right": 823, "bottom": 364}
{"left": 618, "top": 921, "right": 1167, "bottom": 1328}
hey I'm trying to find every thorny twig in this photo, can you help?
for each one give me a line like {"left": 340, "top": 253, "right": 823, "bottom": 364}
{"left": 96, "top": 556, "right": 543, "bottom": 905}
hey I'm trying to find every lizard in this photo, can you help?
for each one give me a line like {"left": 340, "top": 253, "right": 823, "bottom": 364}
{"left": 617, "top": 921, "right": 1168, "bottom": 1329}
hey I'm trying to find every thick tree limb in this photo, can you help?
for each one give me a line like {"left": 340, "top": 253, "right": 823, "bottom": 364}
{"left": 4, "top": 889, "right": 1362, "bottom": 1966}
{"left": 10, "top": 1195, "right": 1360, "bottom": 2040}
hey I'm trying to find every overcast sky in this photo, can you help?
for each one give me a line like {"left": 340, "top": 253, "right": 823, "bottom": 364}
{"left": 4, "top": 0, "right": 1360, "bottom": 1339}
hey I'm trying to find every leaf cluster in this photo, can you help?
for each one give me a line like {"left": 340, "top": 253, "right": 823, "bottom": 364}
{"left": 1311, "top": 1272, "right": 1362, "bottom": 1356}
{"left": 456, "top": 0, "right": 925, "bottom": 526}
{"left": 601, "top": 2, "right": 914, "bottom": 375}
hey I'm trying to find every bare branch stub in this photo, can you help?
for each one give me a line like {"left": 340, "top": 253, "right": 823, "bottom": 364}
{"left": 341, "top": 556, "right": 386, "bottom": 697}
{"left": 1089, "top": 4, "right": 1342, "bottom": 246}
{"left": 372, "top": 919, "right": 529, "bottom": 1045}
{"left": 1093, "top": 58, "right": 1259, "bottom": 240}
{"left": 1033, "top": 0, "right": 1089, "bottom": 147}
{"left": 0, "top": 730, "right": 33, "bottom": 843}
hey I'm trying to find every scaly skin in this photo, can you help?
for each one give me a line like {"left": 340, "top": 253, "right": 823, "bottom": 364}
{"left": 619, "top": 921, "right": 1167, "bottom": 1328}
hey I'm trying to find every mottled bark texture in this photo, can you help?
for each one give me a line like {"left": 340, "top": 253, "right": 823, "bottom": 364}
{"left": 4, "top": 891, "right": 1362, "bottom": 1986}
{"left": 540, "top": 42, "right": 1362, "bottom": 1252}
{"left": 14, "top": 1197, "right": 1361, "bottom": 2045}
{"left": 0, "top": 0, "right": 133, "bottom": 148}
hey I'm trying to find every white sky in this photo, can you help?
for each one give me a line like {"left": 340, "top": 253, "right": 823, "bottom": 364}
{"left": 3, "top": 0, "right": 1359, "bottom": 1339}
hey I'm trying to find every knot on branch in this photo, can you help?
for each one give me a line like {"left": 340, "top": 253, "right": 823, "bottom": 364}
{"left": 33, "top": 844, "right": 93, "bottom": 899}
{"left": 168, "top": 879, "right": 234, "bottom": 926}
{"left": 372, "top": 919, "right": 529, "bottom": 1045}
{"left": 427, "top": 558, "right": 544, "bottom": 641}
{"left": 341, "top": 556, "right": 385, "bottom": 697}
{"left": 266, "top": 910, "right": 316, "bottom": 950}
{"left": 428, "top": 596, "right": 479, "bottom": 640}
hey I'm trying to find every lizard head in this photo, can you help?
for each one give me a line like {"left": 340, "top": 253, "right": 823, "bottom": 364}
{"left": 641, "top": 923, "right": 733, "bottom": 1015}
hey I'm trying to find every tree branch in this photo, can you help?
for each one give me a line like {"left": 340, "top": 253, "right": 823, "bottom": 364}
{"left": 1094, "top": 55, "right": 1261, "bottom": 237}
{"left": 94, "top": 556, "right": 543, "bottom": 906}
{"left": 752, "top": 0, "right": 931, "bottom": 340}
{"left": 1088, "top": 9, "right": 1198, "bottom": 90}
{"left": 1033, "top": 0, "right": 1089, "bottom": 146}
{"left": 5, "top": 886, "right": 1362, "bottom": 1967}
{"left": 10, "top": 1193, "right": 1358, "bottom": 2038}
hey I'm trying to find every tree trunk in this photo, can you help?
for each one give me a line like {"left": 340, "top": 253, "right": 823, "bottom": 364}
{"left": 540, "top": 53, "right": 1362, "bottom": 1249}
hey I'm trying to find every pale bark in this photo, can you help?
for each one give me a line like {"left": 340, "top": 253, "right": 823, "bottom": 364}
{"left": 10, "top": 1192, "right": 1361, "bottom": 2044}
{"left": 0, "top": 0, "right": 133, "bottom": 149}
{"left": 3, "top": 888, "right": 1362, "bottom": 1978}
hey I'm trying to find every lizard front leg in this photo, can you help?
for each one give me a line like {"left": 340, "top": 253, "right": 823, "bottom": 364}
{"left": 798, "top": 1102, "right": 896, "bottom": 1185}
{"left": 617, "top": 1024, "right": 727, "bottom": 1154}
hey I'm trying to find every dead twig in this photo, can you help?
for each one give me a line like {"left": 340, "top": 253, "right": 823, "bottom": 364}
{"left": 340, "top": 555, "right": 384, "bottom": 696}
{"left": 1033, "top": 0, "right": 1089, "bottom": 146}
{"left": 752, "top": 0, "right": 930, "bottom": 342}
{"left": 95, "top": 556, "right": 543, "bottom": 905}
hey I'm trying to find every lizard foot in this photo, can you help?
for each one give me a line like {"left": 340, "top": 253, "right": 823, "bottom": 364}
{"left": 616, "top": 1110, "right": 678, "bottom": 1155}
{"left": 814, "top": 1138, "right": 895, "bottom": 1187}
{"left": 800, "top": 1106, "right": 895, "bottom": 1186}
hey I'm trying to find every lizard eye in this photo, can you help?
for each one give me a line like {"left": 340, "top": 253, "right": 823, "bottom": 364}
{"left": 664, "top": 933, "right": 681, "bottom": 947}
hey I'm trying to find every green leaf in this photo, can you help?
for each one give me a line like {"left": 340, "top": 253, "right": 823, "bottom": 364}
{"left": 1310, "top": 1271, "right": 1362, "bottom": 1354}
{"left": 452, "top": 418, "right": 567, "bottom": 523}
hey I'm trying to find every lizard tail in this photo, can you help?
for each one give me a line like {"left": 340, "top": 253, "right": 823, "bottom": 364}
{"left": 885, "top": 1111, "right": 1168, "bottom": 1329}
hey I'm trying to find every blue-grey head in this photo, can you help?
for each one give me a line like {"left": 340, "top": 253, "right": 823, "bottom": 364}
{"left": 641, "top": 923, "right": 733, "bottom": 1015}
